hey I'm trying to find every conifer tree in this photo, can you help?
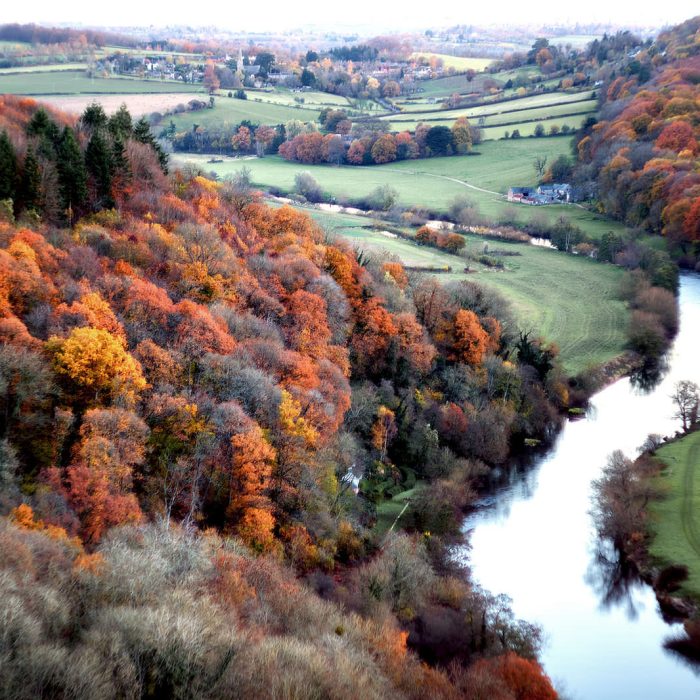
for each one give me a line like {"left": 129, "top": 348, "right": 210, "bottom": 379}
{"left": 108, "top": 104, "right": 133, "bottom": 141}
{"left": 80, "top": 102, "right": 108, "bottom": 133}
{"left": 0, "top": 130, "right": 17, "bottom": 202}
{"left": 57, "top": 126, "right": 87, "bottom": 219}
{"left": 133, "top": 117, "right": 169, "bottom": 173}
{"left": 86, "top": 130, "right": 113, "bottom": 207}
{"left": 26, "top": 108, "right": 60, "bottom": 159}
{"left": 20, "top": 145, "right": 41, "bottom": 213}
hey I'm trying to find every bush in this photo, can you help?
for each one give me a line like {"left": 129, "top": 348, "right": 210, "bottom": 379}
{"left": 627, "top": 310, "right": 666, "bottom": 358}
{"left": 634, "top": 287, "right": 678, "bottom": 336}
{"left": 368, "top": 184, "right": 398, "bottom": 211}
{"left": 294, "top": 171, "right": 323, "bottom": 203}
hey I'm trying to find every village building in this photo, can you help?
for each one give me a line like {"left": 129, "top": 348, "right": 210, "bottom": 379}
{"left": 508, "top": 184, "right": 573, "bottom": 205}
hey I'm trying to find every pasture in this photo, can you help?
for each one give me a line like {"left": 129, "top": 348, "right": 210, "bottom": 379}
{"left": 166, "top": 96, "right": 321, "bottom": 130}
{"left": 0, "top": 69, "right": 204, "bottom": 94}
{"left": 649, "top": 431, "right": 700, "bottom": 599}
{"left": 174, "top": 138, "right": 627, "bottom": 242}
{"left": 411, "top": 53, "right": 494, "bottom": 71}
{"left": 0, "top": 63, "right": 88, "bottom": 74}
{"left": 384, "top": 91, "right": 597, "bottom": 132}
{"left": 291, "top": 203, "right": 628, "bottom": 375}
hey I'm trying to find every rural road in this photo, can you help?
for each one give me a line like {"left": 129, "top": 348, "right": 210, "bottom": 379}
{"left": 379, "top": 166, "right": 503, "bottom": 197}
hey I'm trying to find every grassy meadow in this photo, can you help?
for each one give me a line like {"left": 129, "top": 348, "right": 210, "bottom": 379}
{"left": 649, "top": 431, "right": 700, "bottom": 599}
{"left": 0, "top": 69, "right": 204, "bottom": 94}
{"left": 384, "top": 91, "right": 597, "bottom": 132}
{"left": 175, "top": 138, "right": 626, "bottom": 241}
{"left": 411, "top": 53, "right": 494, "bottom": 71}
{"left": 166, "top": 96, "right": 321, "bottom": 130}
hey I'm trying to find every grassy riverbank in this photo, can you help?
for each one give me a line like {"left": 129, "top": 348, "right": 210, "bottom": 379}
{"left": 649, "top": 430, "right": 700, "bottom": 599}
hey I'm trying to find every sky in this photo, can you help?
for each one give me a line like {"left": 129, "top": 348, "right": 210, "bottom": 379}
{"left": 2, "top": 0, "right": 698, "bottom": 33}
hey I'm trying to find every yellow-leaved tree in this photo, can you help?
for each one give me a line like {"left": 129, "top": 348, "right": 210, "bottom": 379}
{"left": 47, "top": 327, "right": 147, "bottom": 406}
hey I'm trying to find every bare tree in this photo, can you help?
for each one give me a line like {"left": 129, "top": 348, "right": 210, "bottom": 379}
{"left": 533, "top": 155, "right": 548, "bottom": 180}
{"left": 671, "top": 380, "right": 699, "bottom": 431}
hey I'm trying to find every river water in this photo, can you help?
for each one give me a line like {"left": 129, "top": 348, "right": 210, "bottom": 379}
{"left": 462, "top": 274, "right": 700, "bottom": 699}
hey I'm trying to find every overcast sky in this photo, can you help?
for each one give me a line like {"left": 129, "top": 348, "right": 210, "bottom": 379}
{"left": 3, "top": 1, "right": 698, "bottom": 33}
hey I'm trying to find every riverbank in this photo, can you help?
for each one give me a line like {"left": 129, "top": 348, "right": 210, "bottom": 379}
{"left": 616, "top": 428, "right": 700, "bottom": 619}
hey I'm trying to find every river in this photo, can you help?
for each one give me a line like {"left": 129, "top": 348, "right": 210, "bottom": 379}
{"left": 462, "top": 274, "right": 700, "bottom": 699}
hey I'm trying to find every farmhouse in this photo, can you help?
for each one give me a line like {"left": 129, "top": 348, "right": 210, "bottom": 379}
{"left": 537, "top": 183, "right": 572, "bottom": 202}
{"left": 507, "top": 186, "right": 533, "bottom": 202}
{"left": 508, "top": 184, "right": 573, "bottom": 205}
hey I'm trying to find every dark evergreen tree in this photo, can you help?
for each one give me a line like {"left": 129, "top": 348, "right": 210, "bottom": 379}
{"left": 85, "top": 130, "right": 114, "bottom": 207}
{"left": 133, "top": 117, "right": 168, "bottom": 173}
{"left": 57, "top": 127, "right": 87, "bottom": 219}
{"left": 0, "top": 130, "right": 17, "bottom": 202}
{"left": 26, "top": 108, "right": 60, "bottom": 159}
{"left": 108, "top": 104, "right": 133, "bottom": 141}
{"left": 80, "top": 102, "right": 108, "bottom": 133}
{"left": 19, "top": 145, "right": 41, "bottom": 213}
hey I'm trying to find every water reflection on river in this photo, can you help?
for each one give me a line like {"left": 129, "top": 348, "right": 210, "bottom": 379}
{"left": 461, "top": 275, "right": 700, "bottom": 699}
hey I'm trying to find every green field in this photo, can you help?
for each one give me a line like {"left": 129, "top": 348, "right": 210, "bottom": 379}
{"left": 649, "top": 431, "right": 700, "bottom": 599}
{"left": 411, "top": 53, "right": 494, "bottom": 71}
{"left": 414, "top": 66, "right": 544, "bottom": 98}
{"left": 0, "top": 63, "right": 88, "bottom": 74}
{"left": 175, "top": 138, "right": 627, "bottom": 242}
{"left": 0, "top": 70, "right": 204, "bottom": 94}
{"left": 276, "top": 202, "right": 627, "bottom": 375}
{"left": 167, "top": 96, "right": 321, "bottom": 131}
{"left": 244, "top": 89, "right": 352, "bottom": 108}
{"left": 385, "top": 101, "right": 596, "bottom": 134}
{"left": 480, "top": 114, "right": 591, "bottom": 140}
{"left": 385, "top": 91, "right": 597, "bottom": 133}
{"left": 395, "top": 90, "right": 595, "bottom": 115}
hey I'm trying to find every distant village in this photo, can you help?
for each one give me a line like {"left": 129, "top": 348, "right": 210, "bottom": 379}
{"left": 89, "top": 47, "right": 449, "bottom": 92}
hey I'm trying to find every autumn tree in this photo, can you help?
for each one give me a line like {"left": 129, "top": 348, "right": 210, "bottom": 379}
{"left": 471, "top": 652, "right": 557, "bottom": 700}
{"left": 451, "top": 117, "right": 472, "bottom": 154}
{"left": 254, "top": 125, "right": 275, "bottom": 157}
{"left": 231, "top": 125, "right": 252, "bottom": 153}
{"left": 49, "top": 407, "right": 147, "bottom": 542}
{"left": 372, "top": 406, "right": 397, "bottom": 463}
{"left": 284, "top": 289, "right": 331, "bottom": 358}
{"left": 47, "top": 327, "right": 147, "bottom": 406}
{"left": 347, "top": 139, "right": 366, "bottom": 165}
{"left": 370, "top": 134, "right": 397, "bottom": 164}
{"left": 227, "top": 426, "right": 277, "bottom": 551}
{"left": 439, "top": 309, "right": 492, "bottom": 365}
{"left": 204, "top": 60, "right": 220, "bottom": 94}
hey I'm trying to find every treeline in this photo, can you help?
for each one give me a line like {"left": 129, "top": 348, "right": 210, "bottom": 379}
{"left": 166, "top": 107, "right": 481, "bottom": 166}
{"left": 0, "top": 22, "right": 136, "bottom": 47}
{"left": 572, "top": 16, "right": 700, "bottom": 266}
{"left": 0, "top": 98, "right": 167, "bottom": 224}
{"left": 280, "top": 118, "right": 477, "bottom": 166}
{"left": 329, "top": 44, "right": 380, "bottom": 62}
{"left": 0, "top": 96, "right": 566, "bottom": 696}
